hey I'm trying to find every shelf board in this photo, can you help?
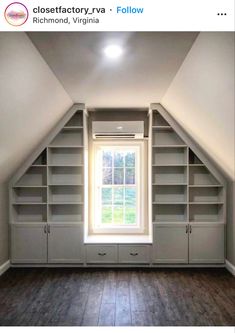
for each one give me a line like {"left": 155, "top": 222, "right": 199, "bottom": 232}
{"left": 31, "top": 165, "right": 47, "bottom": 167}
{"left": 49, "top": 202, "right": 84, "bottom": 205}
{"left": 153, "top": 202, "right": 187, "bottom": 205}
{"left": 12, "top": 221, "right": 47, "bottom": 223}
{"left": 189, "top": 184, "right": 221, "bottom": 187}
{"left": 63, "top": 126, "right": 83, "bottom": 129}
{"left": 13, "top": 202, "right": 47, "bottom": 205}
{"left": 152, "top": 183, "right": 187, "bottom": 186}
{"left": 153, "top": 221, "right": 188, "bottom": 224}
{"left": 189, "top": 183, "right": 221, "bottom": 187}
{"left": 12, "top": 185, "right": 47, "bottom": 189}
{"left": 189, "top": 202, "right": 224, "bottom": 205}
{"left": 189, "top": 220, "right": 224, "bottom": 223}
{"left": 189, "top": 164, "right": 204, "bottom": 167}
{"left": 48, "top": 221, "right": 83, "bottom": 225}
{"left": 188, "top": 221, "right": 224, "bottom": 224}
{"left": 49, "top": 184, "right": 83, "bottom": 187}
{"left": 48, "top": 145, "right": 84, "bottom": 148}
{"left": 152, "top": 164, "right": 187, "bottom": 167}
{"left": 152, "top": 126, "right": 172, "bottom": 129}
{"left": 152, "top": 145, "right": 187, "bottom": 148}
{"left": 48, "top": 183, "right": 84, "bottom": 186}
{"left": 48, "top": 164, "right": 83, "bottom": 167}
{"left": 49, "top": 220, "right": 82, "bottom": 223}
{"left": 152, "top": 221, "right": 189, "bottom": 224}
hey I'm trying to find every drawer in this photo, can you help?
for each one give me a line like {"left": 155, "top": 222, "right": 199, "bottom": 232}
{"left": 86, "top": 245, "right": 118, "bottom": 264}
{"left": 118, "top": 245, "right": 150, "bottom": 263}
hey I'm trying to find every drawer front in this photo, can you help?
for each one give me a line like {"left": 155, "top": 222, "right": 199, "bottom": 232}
{"left": 86, "top": 245, "right": 118, "bottom": 263}
{"left": 118, "top": 245, "right": 150, "bottom": 263}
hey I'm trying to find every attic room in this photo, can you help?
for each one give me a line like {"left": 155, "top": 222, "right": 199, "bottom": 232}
{"left": 0, "top": 32, "right": 234, "bottom": 327}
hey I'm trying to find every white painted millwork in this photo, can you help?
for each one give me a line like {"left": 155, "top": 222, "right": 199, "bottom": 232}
{"left": 86, "top": 245, "right": 118, "bottom": 264}
{"left": 118, "top": 245, "right": 150, "bottom": 264}
{"left": 0, "top": 260, "right": 10, "bottom": 276}
{"left": 9, "top": 104, "right": 226, "bottom": 266}
{"left": 189, "top": 224, "right": 225, "bottom": 264}
{"left": 48, "top": 224, "right": 84, "bottom": 264}
{"left": 150, "top": 104, "right": 226, "bottom": 265}
{"left": 152, "top": 224, "right": 188, "bottom": 264}
{"left": 11, "top": 224, "right": 47, "bottom": 264}
{"left": 225, "top": 260, "right": 235, "bottom": 276}
{"left": 9, "top": 104, "right": 86, "bottom": 265}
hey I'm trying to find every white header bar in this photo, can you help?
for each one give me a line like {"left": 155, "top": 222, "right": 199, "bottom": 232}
{"left": 0, "top": 0, "right": 234, "bottom": 31}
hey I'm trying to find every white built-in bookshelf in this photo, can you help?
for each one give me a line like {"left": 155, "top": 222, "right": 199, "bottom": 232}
{"left": 11, "top": 110, "right": 85, "bottom": 225}
{"left": 151, "top": 110, "right": 225, "bottom": 224}
{"left": 9, "top": 103, "right": 226, "bottom": 265}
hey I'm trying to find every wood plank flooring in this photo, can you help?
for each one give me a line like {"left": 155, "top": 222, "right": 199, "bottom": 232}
{"left": 0, "top": 267, "right": 234, "bottom": 326}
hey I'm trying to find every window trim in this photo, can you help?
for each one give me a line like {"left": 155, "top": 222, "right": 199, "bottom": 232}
{"left": 90, "top": 140, "right": 146, "bottom": 235}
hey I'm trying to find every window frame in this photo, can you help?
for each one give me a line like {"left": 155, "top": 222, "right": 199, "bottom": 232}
{"left": 91, "top": 140, "right": 146, "bottom": 235}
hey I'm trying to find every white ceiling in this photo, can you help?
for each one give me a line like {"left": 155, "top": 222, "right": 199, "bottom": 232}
{"left": 28, "top": 32, "right": 198, "bottom": 108}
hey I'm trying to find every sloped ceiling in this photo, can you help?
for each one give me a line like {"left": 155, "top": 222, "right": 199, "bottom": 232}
{"left": 162, "top": 32, "right": 235, "bottom": 180}
{"left": 28, "top": 32, "right": 198, "bottom": 107}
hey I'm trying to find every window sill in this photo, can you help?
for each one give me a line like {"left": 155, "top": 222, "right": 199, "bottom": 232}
{"left": 84, "top": 234, "right": 152, "bottom": 244}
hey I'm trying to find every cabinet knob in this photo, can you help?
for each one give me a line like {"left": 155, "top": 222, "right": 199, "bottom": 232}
{"left": 98, "top": 252, "right": 106, "bottom": 256}
{"left": 186, "top": 225, "right": 188, "bottom": 233}
{"left": 44, "top": 225, "right": 47, "bottom": 234}
{"left": 189, "top": 225, "right": 192, "bottom": 233}
{"left": 130, "top": 252, "right": 138, "bottom": 256}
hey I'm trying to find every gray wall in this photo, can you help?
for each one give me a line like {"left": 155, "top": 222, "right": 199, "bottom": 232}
{"left": 162, "top": 32, "right": 235, "bottom": 265}
{"left": 0, "top": 33, "right": 72, "bottom": 265}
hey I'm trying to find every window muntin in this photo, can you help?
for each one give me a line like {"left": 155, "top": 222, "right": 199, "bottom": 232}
{"left": 92, "top": 142, "right": 145, "bottom": 234}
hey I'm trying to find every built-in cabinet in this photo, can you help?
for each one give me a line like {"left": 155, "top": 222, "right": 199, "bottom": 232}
{"left": 152, "top": 223, "right": 224, "bottom": 264}
{"left": 9, "top": 104, "right": 226, "bottom": 266}
{"left": 48, "top": 224, "right": 84, "bottom": 263}
{"left": 10, "top": 107, "right": 86, "bottom": 264}
{"left": 151, "top": 109, "right": 225, "bottom": 265}
{"left": 11, "top": 224, "right": 47, "bottom": 263}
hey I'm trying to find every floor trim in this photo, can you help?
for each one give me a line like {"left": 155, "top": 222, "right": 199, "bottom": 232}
{"left": 11, "top": 264, "right": 225, "bottom": 268}
{"left": 225, "top": 260, "right": 235, "bottom": 276}
{"left": 0, "top": 260, "right": 10, "bottom": 276}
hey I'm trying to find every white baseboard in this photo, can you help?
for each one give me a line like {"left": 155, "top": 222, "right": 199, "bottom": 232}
{"left": 0, "top": 260, "right": 10, "bottom": 276}
{"left": 225, "top": 260, "right": 235, "bottom": 276}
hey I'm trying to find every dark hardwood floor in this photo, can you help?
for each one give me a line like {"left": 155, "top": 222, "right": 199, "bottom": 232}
{"left": 0, "top": 267, "right": 234, "bottom": 326}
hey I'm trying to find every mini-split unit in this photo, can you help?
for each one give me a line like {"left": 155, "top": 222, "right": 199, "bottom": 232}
{"left": 92, "top": 121, "right": 144, "bottom": 139}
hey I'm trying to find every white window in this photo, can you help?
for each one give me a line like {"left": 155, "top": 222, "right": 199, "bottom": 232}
{"left": 91, "top": 141, "right": 146, "bottom": 234}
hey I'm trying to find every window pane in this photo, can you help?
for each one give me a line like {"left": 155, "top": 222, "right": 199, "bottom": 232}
{"left": 114, "top": 187, "right": 124, "bottom": 205}
{"left": 114, "top": 168, "right": 124, "bottom": 184}
{"left": 125, "top": 152, "right": 135, "bottom": 167}
{"left": 125, "top": 168, "right": 135, "bottom": 184}
{"left": 102, "top": 188, "right": 112, "bottom": 205}
{"left": 102, "top": 206, "right": 112, "bottom": 224}
{"left": 125, "top": 207, "right": 136, "bottom": 225}
{"left": 103, "top": 151, "right": 112, "bottom": 167}
{"left": 103, "top": 168, "right": 112, "bottom": 184}
{"left": 114, "top": 152, "right": 124, "bottom": 167}
{"left": 125, "top": 188, "right": 136, "bottom": 207}
{"left": 113, "top": 206, "right": 124, "bottom": 224}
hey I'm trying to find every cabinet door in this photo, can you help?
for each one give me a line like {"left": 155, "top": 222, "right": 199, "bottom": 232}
{"left": 11, "top": 224, "right": 47, "bottom": 263}
{"left": 189, "top": 224, "right": 224, "bottom": 264}
{"left": 152, "top": 224, "right": 188, "bottom": 263}
{"left": 48, "top": 224, "right": 84, "bottom": 263}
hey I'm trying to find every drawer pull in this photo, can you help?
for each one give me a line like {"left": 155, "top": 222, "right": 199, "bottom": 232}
{"left": 98, "top": 252, "right": 106, "bottom": 256}
{"left": 130, "top": 252, "right": 138, "bottom": 256}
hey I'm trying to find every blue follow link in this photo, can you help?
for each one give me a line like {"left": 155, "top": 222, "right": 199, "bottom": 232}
{"left": 116, "top": 6, "right": 144, "bottom": 14}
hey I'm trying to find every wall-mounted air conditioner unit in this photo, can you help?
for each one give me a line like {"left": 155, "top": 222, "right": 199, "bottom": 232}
{"left": 92, "top": 121, "right": 144, "bottom": 139}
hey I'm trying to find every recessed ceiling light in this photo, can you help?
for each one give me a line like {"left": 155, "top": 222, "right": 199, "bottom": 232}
{"left": 103, "top": 45, "right": 123, "bottom": 59}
